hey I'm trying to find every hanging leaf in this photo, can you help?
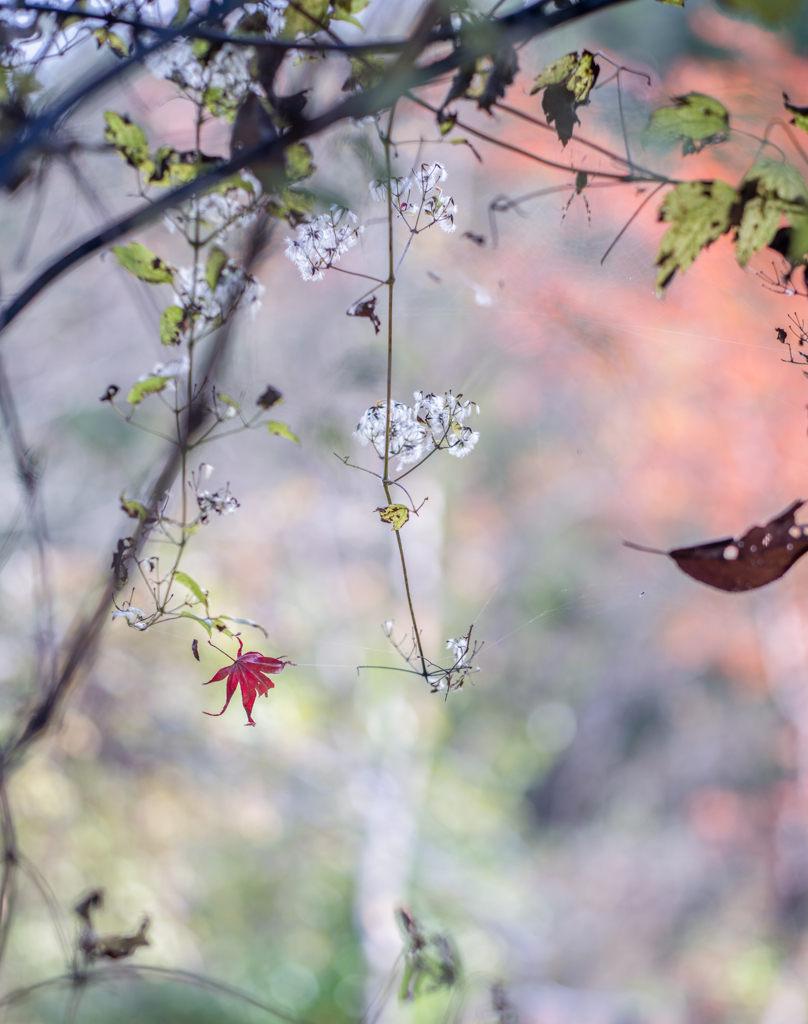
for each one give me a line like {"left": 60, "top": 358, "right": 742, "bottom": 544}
{"left": 147, "top": 146, "right": 219, "bottom": 187}
{"left": 217, "top": 392, "right": 240, "bottom": 410}
{"left": 530, "top": 51, "right": 599, "bottom": 146}
{"left": 119, "top": 492, "right": 148, "bottom": 522}
{"left": 331, "top": 0, "right": 369, "bottom": 28}
{"left": 784, "top": 92, "right": 808, "bottom": 133}
{"left": 217, "top": 615, "right": 269, "bottom": 637}
{"left": 347, "top": 296, "right": 380, "bottom": 333}
{"left": 266, "top": 421, "right": 300, "bottom": 442}
{"left": 203, "top": 82, "right": 242, "bottom": 123}
{"left": 342, "top": 54, "right": 385, "bottom": 92}
{"left": 181, "top": 611, "right": 213, "bottom": 636}
{"left": 530, "top": 53, "right": 579, "bottom": 92}
{"left": 203, "top": 637, "right": 294, "bottom": 726}
{"left": 103, "top": 112, "right": 151, "bottom": 170}
{"left": 257, "top": 385, "right": 283, "bottom": 409}
{"left": 171, "top": 0, "right": 191, "bottom": 25}
{"left": 653, "top": 179, "right": 738, "bottom": 294}
{"left": 642, "top": 93, "right": 729, "bottom": 155}
{"left": 126, "top": 375, "right": 171, "bottom": 405}
{"left": 735, "top": 158, "right": 808, "bottom": 266}
{"left": 205, "top": 246, "right": 228, "bottom": 291}
{"left": 267, "top": 186, "right": 316, "bottom": 225}
{"left": 566, "top": 51, "right": 598, "bottom": 104}
{"left": 112, "top": 242, "right": 174, "bottom": 285}
{"left": 173, "top": 571, "right": 208, "bottom": 607}
{"left": 284, "top": 142, "right": 314, "bottom": 182}
{"left": 477, "top": 46, "right": 519, "bottom": 113}
{"left": 92, "top": 27, "right": 129, "bottom": 57}
{"left": 160, "top": 305, "right": 184, "bottom": 346}
{"left": 376, "top": 504, "right": 410, "bottom": 531}
{"left": 624, "top": 500, "right": 808, "bottom": 592}
{"left": 283, "top": 0, "right": 329, "bottom": 37}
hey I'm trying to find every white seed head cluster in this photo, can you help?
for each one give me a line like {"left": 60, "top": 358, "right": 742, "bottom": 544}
{"left": 354, "top": 401, "right": 427, "bottom": 464}
{"left": 369, "top": 162, "right": 457, "bottom": 233}
{"left": 112, "top": 606, "right": 148, "bottom": 630}
{"left": 195, "top": 485, "right": 240, "bottom": 522}
{"left": 446, "top": 636, "right": 469, "bottom": 666}
{"left": 224, "top": 1, "right": 287, "bottom": 37}
{"left": 166, "top": 174, "right": 262, "bottom": 239}
{"left": 354, "top": 391, "right": 480, "bottom": 467}
{"left": 284, "top": 207, "right": 362, "bottom": 281}
{"left": 145, "top": 40, "right": 257, "bottom": 105}
{"left": 174, "top": 262, "right": 263, "bottom": 327}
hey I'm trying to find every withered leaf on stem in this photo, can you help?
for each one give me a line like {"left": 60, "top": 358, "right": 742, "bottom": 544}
{"left": 624, "top": 500, "right": 808, "bottom": 591}
{"left": 347, "top": 296, "right": 381, "bottom": 334}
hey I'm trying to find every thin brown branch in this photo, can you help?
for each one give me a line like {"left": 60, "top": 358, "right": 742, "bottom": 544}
{"left": 1, "top": 219, "right": 273, "bottom": 771}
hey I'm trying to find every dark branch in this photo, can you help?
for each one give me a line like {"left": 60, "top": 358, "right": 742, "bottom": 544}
{"left": 0, "top": 0, "right": 632, "bottom": 190}
{"left": 0, "top": 0, "right": 634, "bottom": 338}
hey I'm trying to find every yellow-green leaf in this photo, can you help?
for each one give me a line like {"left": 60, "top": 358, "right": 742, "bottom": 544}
{"left": 217, "top": 615, "right": 268, "bottom": 637}
{"left": 174, "top": 570, "right": 208, "bottom": 606}
{"left": 103, "top": 111, "right": 150, "bottom": 169}
{"left": 127, "top": 375, "right": 171, "bottom": 405}
{"left": 181, "top": 611, "right": 212, "bottom": 636}
{"left": 171, "top": 0, "right": 190, "bottom": 26}
{"left": 120, "top": 492, "right": 148, "bottom": 521}
{"left": 656, "top": 0, "right": 684, "bottom": 5}
{"left": 283, "top": 0, "right": 328, "bottom": 37}
{"left": 92, "top": 27, "right": 129, "bottom": 56}
{"left": 205, "top": 246, "right": 228, "bottom": 291}
{"left": 332, "top": 0, "right": 369, "bottom": 14}
{"left": 784, "top": 93, "right": 808, "bottom": 133}
{"left": 160, "top": 305, "right": 183, "bottom": 346}
{"left": 344, "top": 54, "right": 385, "bottom": 92}
{"left": 376, "top": 504, "right": 410, "bottom": 531}
{"left": 735, "top": 159, "right": 808, "bottom": 267}
{"left": 191, "top": 37, "right": 211, "bottom": 60}
{"left": 654, "top": 179, "right": 738, "bottom": 294}
{"left": 147, "top": 146, "right": 214, "bottom": 187}
{"left": 530, "top": 52, "right": 578, "bottom": 94}
{"left": 331, "top": 0, "right": 368, "bottom": 26}
{"left": 266, "top": 421, "right": 300, "bottom": 443}
{"left": 642, "top": 93, "right": 729, "bottom": 154}
{"left": 203, "top": 83, "right": 241, "bottom": 123}
{"left": 566, "top": 51, "right": 598, "bottom": 104}
{"left": 785, "top": 215, "right": 808, "bottom": 264}
{"left": 209, "top": 619, "right": 235, "bottom": 637}
{"left": 284, "top": 141, "right": 314, "bottom": 183}
{"left": 112, "top": 242, "right": 174, "bottom": 285}
{"left": 217, "top": 392, "right": 240, "bottom": 409}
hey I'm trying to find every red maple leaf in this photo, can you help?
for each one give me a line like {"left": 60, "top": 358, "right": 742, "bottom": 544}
{"left": 203, "top": 638, "right": 294, "bottom": 726}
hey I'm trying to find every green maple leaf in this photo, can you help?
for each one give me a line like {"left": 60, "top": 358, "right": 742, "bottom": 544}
{"left": 735, "top": 159, "right": 808, "bottom": 267}
{"left": 654, "top": 180, "right": 738, "bottom": 294}
{"left": 530, "top": 53, "right": 578, "bottom": 93}
{"left": 642, "top": 93, "right": 729, "bottom": 155}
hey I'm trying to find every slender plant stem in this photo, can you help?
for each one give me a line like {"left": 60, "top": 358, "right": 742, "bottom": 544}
{"left": 0, "top": 781, "right": 18, "bottom": 974}
{"left": 380, "top": 104, "right": 427, "bottom": 676}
